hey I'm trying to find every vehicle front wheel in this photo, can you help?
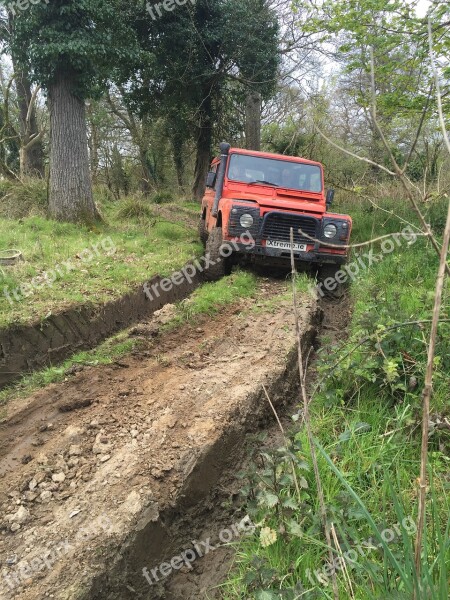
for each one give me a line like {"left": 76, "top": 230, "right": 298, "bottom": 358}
{"left": 198, "top": 218, "right": 208, "bottom": 248}
{"left": 317, "top": 264, "right": 347, "bottom": 300}
{"left": 203, "top": 227, "right": 233, "bottom": 281}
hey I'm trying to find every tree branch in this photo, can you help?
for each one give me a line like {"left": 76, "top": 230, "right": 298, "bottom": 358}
{"left": 428, "top": 19, "right": 450, "bottom": 156}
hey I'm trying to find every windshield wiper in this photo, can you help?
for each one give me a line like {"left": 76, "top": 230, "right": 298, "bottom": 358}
{"left": 248, "top": 179, "right": 279, "bottom": 187}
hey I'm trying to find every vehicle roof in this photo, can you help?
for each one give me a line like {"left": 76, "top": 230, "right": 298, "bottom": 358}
{"left": 228, "top": 147, "right": 323, "bottom": 168}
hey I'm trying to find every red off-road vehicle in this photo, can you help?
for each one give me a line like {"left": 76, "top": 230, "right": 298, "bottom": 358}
{"left": 199, "top": 143, "right": 352, "bottom": 283}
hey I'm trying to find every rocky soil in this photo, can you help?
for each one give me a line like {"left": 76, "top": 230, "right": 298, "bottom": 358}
{"left": 0, "top": 279, "right": 319, "bottom": 600}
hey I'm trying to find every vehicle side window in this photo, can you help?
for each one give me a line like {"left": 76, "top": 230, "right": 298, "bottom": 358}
{"left": 208, "top": 163, "right": 218, "bottom": 190}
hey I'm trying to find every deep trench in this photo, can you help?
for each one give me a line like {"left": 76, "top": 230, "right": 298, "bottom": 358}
{"left": 77, "top": 307, "right": 325, "bottom": 600}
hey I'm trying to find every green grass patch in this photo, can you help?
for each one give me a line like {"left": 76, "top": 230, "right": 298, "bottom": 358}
{"left": 165, "top": 269, "right": 258, "bottom": 329}
{"left": 0, "top": 188, "right": 202, "bottom": 327}
{"left": 115, "top": 197, "right": 155, "bottom": 220}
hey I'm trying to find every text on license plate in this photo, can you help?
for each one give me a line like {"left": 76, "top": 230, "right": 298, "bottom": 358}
{"left": 266, "top": 240, "right": 307, "bottom": 252}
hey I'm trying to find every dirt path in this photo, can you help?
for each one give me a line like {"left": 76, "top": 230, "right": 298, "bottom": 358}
{"left": 0, "top": 278, "right": 319, "bottom": 600}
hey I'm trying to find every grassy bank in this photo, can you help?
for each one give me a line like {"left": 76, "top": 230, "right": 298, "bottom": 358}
{"left": 221, "top": 196, "right": 449, "bottom": 599}
{"left": 0, "top": 182, "right": 201, "bottom": 327}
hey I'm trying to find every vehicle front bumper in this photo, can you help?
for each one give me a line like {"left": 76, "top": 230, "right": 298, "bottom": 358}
{"left": 230, "top": 241, "right": 348, "bottom": 265}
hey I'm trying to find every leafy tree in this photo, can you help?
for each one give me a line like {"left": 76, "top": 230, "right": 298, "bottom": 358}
{"left": 125, "top": 0, "right": 279, "bottom": 200}
{"left": 10, "top": 0, "right": 138, "bottom": 223}
{"left": 0, "top": 11, "right": 44, "bottom": 178}
{"left": 292, "top": 0, "right": 448, "bottom": 174}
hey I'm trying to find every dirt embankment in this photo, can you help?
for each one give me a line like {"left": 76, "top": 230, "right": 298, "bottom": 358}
{"left": 0, "top": 270, "right": 202, "bottom": 389}
{"left": 0, "top": 279, "right": 320, "bottom": 600}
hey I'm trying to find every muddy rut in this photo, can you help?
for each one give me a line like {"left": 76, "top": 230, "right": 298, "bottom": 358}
{"left": 0, "top": 278, "right": 320, "bottom": 600}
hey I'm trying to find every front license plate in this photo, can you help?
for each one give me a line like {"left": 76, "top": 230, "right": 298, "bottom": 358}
{"left": 266, "top": 240, "right": 307, "bottom": 252}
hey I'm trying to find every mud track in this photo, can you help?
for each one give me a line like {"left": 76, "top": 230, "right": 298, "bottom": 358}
{"left": 0, "top": 269, "right": 202, "bottom": 389}
{"left": 0, "top": 278, "right": 321, "bottom": 600}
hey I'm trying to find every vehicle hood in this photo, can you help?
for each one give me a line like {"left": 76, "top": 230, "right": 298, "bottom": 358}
{"left": 224, "top": 187, "right": 326, "bottom": 215}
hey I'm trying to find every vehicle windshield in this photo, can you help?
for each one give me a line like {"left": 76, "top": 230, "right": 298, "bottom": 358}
{"left": 227, "top": 154, "right": 323, "bottom": 193}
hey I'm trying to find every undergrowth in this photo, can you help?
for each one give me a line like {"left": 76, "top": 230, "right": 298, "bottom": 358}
{"left": 221, "top": 196, "right": 450, "bottom": 600}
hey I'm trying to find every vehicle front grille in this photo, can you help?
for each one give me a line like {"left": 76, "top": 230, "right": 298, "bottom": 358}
{"left": 261, "top": 212, "right": 319, "bottom": 244}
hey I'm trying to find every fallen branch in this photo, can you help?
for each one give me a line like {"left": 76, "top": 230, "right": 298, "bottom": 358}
{"left": 297, "top": 228, "right": 429, "bottom": 250}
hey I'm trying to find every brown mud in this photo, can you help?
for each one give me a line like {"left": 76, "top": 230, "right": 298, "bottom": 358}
{"left": 0, "top": 270, "right": 202, "bottom": 389}
{"left": 0, "top": 278, "right": 329, "bottom": 600}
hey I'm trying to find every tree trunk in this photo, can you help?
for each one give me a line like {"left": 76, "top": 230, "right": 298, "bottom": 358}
{"left": 16, "top": 69, "right": 45, "bottom": 178}
{"left": 137, "top": 116, "right": 153, "bottom": 193}
{"left": 48, "top": 73, "right": 99, "bottom": 223}
{"left": 9, "top": 13, "right": 44, "bottom": 178}
{"left": 171, "top": 131, "right": 185, "bottom": 188}
{"left": 192, "top": 96, "right": 213, "bottom": 201}
{"left": 192, "top": 131, "right": 211, "bottom": 201}
{"left": 138, "top": 146, "right": 153, "bottom": 195}
{"left": 87, "top": 102, "right": 100, "bottom": 183}
{"left": 245, "top": 90, "right": 262, "bottom": 151}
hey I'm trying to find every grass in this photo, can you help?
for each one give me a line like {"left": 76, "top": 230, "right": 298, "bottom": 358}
{"left": 163, "top": 269, "right": 258, "bottom": 329}
{"left": 220, "top": 195, "right": 450, "bottom": 599}
{"left": 0, "top": 185, "right": 202, "bottom": 327}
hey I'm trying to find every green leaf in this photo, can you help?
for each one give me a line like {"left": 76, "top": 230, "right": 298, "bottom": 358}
{"left": 282, "top": 497, "right": 299, "bottom": 510}
{"left": 255, "top": 590, "right": 279, "bottom": 600}
{"left": 259, "top": 491, "right": 279, "bottom": 508}
{"left": 287, "top": 519, "right": 303, "bottom": 537}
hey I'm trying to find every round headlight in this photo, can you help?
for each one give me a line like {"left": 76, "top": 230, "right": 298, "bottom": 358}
{"left": 323, "top": 224, "right": 337, "bottom": 239}
{"left": 240, "top": 214, "right": 254, "bottom": 228}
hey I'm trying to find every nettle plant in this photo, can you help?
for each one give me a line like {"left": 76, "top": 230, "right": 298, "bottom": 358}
{"left": 318, "top": 302, "right": 450, "bottom": 406}
{"left": 239, "top": 434, "right": 313, "bottom": 529}
{"left": 236, "top": 434, "right": 318, "bottom": 597}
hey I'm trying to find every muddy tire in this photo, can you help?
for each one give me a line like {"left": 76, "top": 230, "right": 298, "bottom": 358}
{"left": 317, "top": 264, "right": 347, "bottom": 300}
{"left": 198, "top": 218, "right": 208, "bottom": 248}
{"left": 204, "top": 227, "right": 233, "bottom": 281}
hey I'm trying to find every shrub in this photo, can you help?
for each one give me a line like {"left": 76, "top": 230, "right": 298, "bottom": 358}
{"left": 115, "top": 198, "right": 155, "bottom": 221}
{"left": 0, "top": 179, "right": 48, "bottom": 219}
{"left": 151, "top": 190, "right": 174, "bottom": 205}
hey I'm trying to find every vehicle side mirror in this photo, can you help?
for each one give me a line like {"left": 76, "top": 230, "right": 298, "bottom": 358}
{"left": 326, "top": 189, "right": 335, "bottom": 208}
{"left": 206, "top": 171, "right": 217, "bottom": 188}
